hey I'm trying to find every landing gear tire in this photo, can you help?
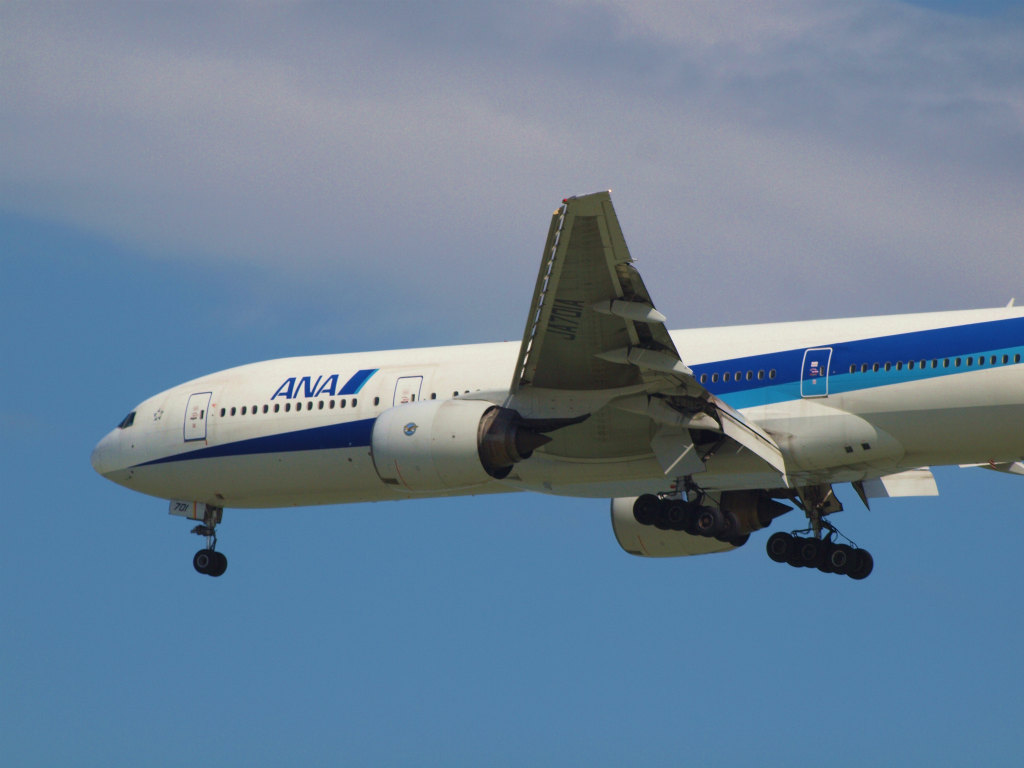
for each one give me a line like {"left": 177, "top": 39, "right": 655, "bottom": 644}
{"left": 766, "top": 532, "right": 794, "bottom": 563}
{"left": 633, "top": 494, "right": 659, "bottom": 526}
{"left": 193, "top": 548, "right": 228, "bottom": 577}
{"left": 847, "top": 549, "right": 874, "bottom": 580}
{"left": 695, "top": 506, "right": 724, "bottom": 537}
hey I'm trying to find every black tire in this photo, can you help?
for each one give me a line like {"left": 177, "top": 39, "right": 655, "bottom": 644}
{"left": 695, "top": 506, "right": 724, "bottom": 537}
{"left": 766, "top": 532, "right": 793, "bottom": 563}
{"left": 829, "top": 544, "right": 853, "bottom": 575}
{"left": 633, "top": 494, "right": 658, "bottom": 526}
{"left": 193, "top": 549, "right": 213, "bottom": 575}
{"left": 848, "top": 550, "right": 874, "bottom": 580}
{"left": 817, "top": 541, "right": 836, "bottom": 573}
{"left": 665, "top": 500, "right": 688, "bottom": 531}
{"left": 797, "top": 537, "right": 821, "bottom": 568}
{"left": 209, "top": 551, "right": 228, "bottom": 578}
{"left": 682, "top": 506, "right": 700, "bottom": 535}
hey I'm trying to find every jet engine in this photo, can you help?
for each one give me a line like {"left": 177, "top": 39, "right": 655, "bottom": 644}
{"left": 371, "top": 399, "right": 552, "bottom": 492}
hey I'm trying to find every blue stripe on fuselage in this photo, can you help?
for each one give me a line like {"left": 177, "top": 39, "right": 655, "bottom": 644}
{"left": 134, "top": 418, "right": 376, "bottom": 468}
{"left": 694, "top": 315, "right": 1024, "bottom": 408}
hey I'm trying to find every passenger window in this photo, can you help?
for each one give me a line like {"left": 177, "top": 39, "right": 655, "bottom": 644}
{"left": 274, "top": 403, "right": 280, "bottom": 413}
{"left": 711, "top": 373, "right": 718, "bottom": 383}
{"left": 319, "top": 401, "right": 324, "bottom": 410}
{"left": 769, "top": 369, "right": 776, "bottom": 379}
{"left": 341, "top": 399, "right": 347, "bottom": 408}
{"left": 219, "top": 408, "right": 225, "bottom": 418}
{"left": 758, "top": 370, "right": 765, "bottom": 380}
{"left": 699, "top": 374, "right": 707, "bottom": 384}
{"left": 746, "top": 371, "right": 752, "bottom": 381}
{"left": 262, "top": 404, "right": 268, "bottom": 414}
{"left": 375, "top": 397, "right": 381, "bottom": 406}
{"left": 353, "top": 398, "right": 358, "bottom": 407}
{"left": 723, "top": 372, "right": 730, "bottom": 382}
{"left": 285, "top": 403, "right": 291, "bottom": 412}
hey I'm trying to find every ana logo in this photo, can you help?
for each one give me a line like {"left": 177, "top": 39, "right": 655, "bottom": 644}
{"left": 403, "top": 422, "right": 418, "bottom": 437}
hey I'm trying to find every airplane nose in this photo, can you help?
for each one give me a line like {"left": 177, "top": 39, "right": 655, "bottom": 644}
{"left": 90, "top": 432, "right": 116, "bottom": 477}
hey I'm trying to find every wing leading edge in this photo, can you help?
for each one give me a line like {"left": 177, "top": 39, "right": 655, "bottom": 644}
{"left": 506, "top": 191, "right": 788, "bottom": 484}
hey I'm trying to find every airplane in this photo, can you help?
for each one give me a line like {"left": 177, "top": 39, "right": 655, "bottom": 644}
{"left": 91, "top": 191, "right": 1024, "bottom": 579}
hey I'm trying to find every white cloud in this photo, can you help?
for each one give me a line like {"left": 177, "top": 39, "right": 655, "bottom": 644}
{"left": 2, "top": 1, "right": 1022, "bottom": 339}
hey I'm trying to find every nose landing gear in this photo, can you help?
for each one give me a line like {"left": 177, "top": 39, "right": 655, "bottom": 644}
{"left": 189, "top": 505, "right": 227, "bottom": 577}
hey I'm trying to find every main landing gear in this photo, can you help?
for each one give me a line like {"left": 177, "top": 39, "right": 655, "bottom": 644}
{"left": 632, "top": 493, "right": 750, "bottom": 546}
{"left": 765, "top": 530, "right": 873, "bottom": 580}
{"left": 191, "top": 505, "right": 227, "bottom": 577}
{"left": 765, "top": 485, "right": 874, "bottom": 580}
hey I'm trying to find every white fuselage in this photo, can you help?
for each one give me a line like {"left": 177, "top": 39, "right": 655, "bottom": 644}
{"left": 91, "top": 306, "right": 1024, "bottom": 508}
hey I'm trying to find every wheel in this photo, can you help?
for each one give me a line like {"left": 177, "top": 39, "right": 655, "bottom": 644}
{"left": 828, "top": 543, "right": 853, "bottom": 575}
{"left": 817, "top": 541, "right": 836, "bottom": 573}
{"left": 766, "top": 532, "right": 793, "bottom": 562}
{"left": 847, "top": 549, "right": 874, "bottom": 580}
{"left": 209, "top": 551, "right": 228, "bottom": 577}
{"left": 724, "top": 533, "right": 750, "bottom": 548}
{"left": 797, "top": 537, "right": 821, "bottom": 568}
{"left": 665, "top": 500, "right": 688, "bottom": 530}
{"left": 695, "top": 506, "right": 724, "bottom": 537}
{"left": 193, "top": 549, "right": 214, "bottom": 575}
{"left": 714, "top": 511, "right": 741, "bottom": 542}
{"left": 633, "top": 494, "right": 658, "bottom": 526}
{"left": 653, "top": 502, "right": 672, "bottom": 530}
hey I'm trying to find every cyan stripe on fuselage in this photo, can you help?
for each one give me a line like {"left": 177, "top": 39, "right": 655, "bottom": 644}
{"left": 694, "top": 315, "right": 1024, "bottom": 409}
{"left": 134, "top": 316, "right": 1024, "bottom": 467}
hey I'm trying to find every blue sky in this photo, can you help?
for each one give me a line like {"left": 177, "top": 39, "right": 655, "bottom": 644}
{"left": 3, "top": 2, "right": 1024, "bottom": 765}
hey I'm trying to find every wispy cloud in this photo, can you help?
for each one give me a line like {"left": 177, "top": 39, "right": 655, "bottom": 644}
{"left": 2, "top": 2, "right": 1022, "bottom": 338}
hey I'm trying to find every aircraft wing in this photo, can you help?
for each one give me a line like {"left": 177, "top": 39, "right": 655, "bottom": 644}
{"left": 507, "top": 191, "right": 787, "bottom": 481}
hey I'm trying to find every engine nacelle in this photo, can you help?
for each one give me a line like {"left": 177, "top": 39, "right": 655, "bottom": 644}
{"left": 611, "top": 497, "right": 739, "bottom": 558}
{"left": 371, "top": 399, "right": 547, "bottom": 492}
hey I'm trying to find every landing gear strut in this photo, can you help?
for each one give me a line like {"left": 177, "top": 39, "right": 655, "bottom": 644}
{"left": 191, "top": 505, "right": 227, "bottom": 577}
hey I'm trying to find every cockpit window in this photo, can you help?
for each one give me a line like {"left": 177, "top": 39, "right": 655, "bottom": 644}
{"left": 118, "top": 411, "right": 136, "bottom": 429}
